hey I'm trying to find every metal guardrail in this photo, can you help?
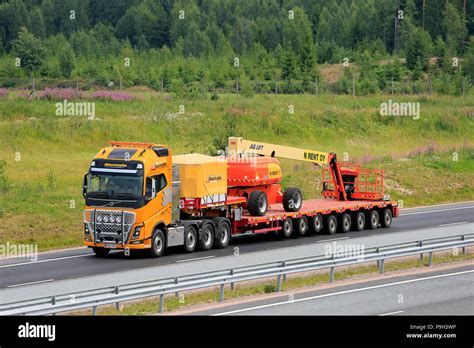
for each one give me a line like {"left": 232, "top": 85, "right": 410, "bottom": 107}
{"left": 1, "top": 233, "right": 472, "bottom": 316}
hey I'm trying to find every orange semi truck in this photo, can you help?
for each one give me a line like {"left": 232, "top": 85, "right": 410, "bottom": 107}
{"left": 83, "top": 137, "right": 399, "bottom": 257}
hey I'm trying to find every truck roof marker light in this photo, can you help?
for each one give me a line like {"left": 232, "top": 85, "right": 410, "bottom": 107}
{"left": 137, "top": 164, "right": 143, "bottom": 169}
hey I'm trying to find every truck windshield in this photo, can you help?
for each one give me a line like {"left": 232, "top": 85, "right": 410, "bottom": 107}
{"left": 87, "top": 173, "right": 143, "bottom": 199}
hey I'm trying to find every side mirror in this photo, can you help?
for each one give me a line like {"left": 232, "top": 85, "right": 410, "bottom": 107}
{"left": 82, "top": 174, "right": 88, "bottom": 197}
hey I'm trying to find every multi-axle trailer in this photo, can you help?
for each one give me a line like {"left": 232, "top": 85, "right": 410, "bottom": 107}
{"left": 82, "top": 137, "right": 399, "bottom": 257}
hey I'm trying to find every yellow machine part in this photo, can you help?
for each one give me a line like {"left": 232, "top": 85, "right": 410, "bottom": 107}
{"left": 172, "top": 153, "right": 227, "bottom": 198}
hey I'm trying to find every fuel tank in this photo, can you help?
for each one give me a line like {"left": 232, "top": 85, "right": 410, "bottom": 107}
{"left": 227, "top": 156, "right": 282, "bottom": 187}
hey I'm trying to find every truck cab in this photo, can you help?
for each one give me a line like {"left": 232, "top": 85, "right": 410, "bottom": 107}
{"left": 83, "top": 141, "right": 174, "bottom": 256}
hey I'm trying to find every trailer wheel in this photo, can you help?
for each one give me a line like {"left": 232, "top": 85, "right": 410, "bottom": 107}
{"left": 281, "top": 217, "right": 293, "bottom": 238}
{"left": 199, "top": 221, "right": 215, "bottom": 251}
{"left": 214, "top": 218, "right": 231, "bottom": 249}
{"left": 339, "top": 213, "right": 352, "bottom": 233}
{"left": 92, "top": 247, "right": 110, "bottom": 257}
{"left": 293, "top": 216, "right": 308, "bottom": 236}
{"left": 150, "top": 228, "right": 165, "bottom": 258}
{"left": 283, "top": 188, "right": 302, "bottom": 212}
{"left": 247, "top": 191, "right": 268, "bottom": 216}
{"left": 310, "top": 213, "right": 323, "bottom": 234}
{"left": 183, "top": 225, "right": 198, "bottom": 253}
{"left": 380, "top": 208, "right": 392, "bottom": 228}
{"left": 353, "top": 211, "right": 365, "bottom": 231}
{"left": 367, "top": 210, "right": 379, "bottom": 230}
{"left": 325, "top": 215, "right": 337, "bottom": 235}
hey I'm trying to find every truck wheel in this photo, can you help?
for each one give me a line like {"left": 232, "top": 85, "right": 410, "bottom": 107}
{"left": 92, "top": 247, "right": 110, "bottom": 257}
{"left": 199, "top": 221, "right": 215, "bottom": 251}
{"left": 281, "top": 217, "right": 293, "bottom": 238}
{"left": 380, "top": 208, "right": 392, "bottom": 228}
{"left": 325, "top": 215, "right": 337, "bottom": 235}
{"left": 214, "top": 218, "right": 231, "bottom": 249}
{"left": 339, "top": 213, "right": 351, "bottom": 233}
{"left": 150, "top": 228, "right": 165, "bottom": 258}
{"left": 353, "top": 211, "right": 365, "bottom": 231}
{"left": 310, "top": 213, "right": 323, "bottom": 234}
{"left": 283, "top": 188, "right": 302, "bottom": 212}
{"left": 183, "top": 225, "right": 198, "bottom": 253}
{"left": 293, "top": 216, "right": 308, "bottom": 236}
{"left": 367, "top": 210, "right": 379, "bottom": 230}
{"left": 247, "top": 191, "right": 268, "bottom": 216}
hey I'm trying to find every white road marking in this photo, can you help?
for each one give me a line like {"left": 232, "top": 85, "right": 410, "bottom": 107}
{"left": 7, "top": 279, "right": 55, "bottom": 288}
{"left": 176, "top": 256, "right": 216, "bottom": 263}
{"left": 379, "top": 310, "right": 404, "bottom": 316}
{"left": 213, "top": 269, "right": 474, "bottom": 315}
{"left": 401, "top": 206, "right": 474, "bottom": 216}
{"left": 437, "top": 222, "right": 469, "bottom": 227}
{"left": 317, "top": 237, "right": 350, "bottom": 243}
{"left": 0, "top": 254, "right": 92, "bottom": 269}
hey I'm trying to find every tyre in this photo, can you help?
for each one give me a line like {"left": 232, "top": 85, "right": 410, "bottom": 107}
{"left": 339, "top": 213, "right": 351, "bottom": 233}
{"left": 150, "top": 228, "right": 165, "bottom": 258}
{"left": 247, "top": 190, "right": 268, "bottom": 216}
{"left": 183, "top": 225, "right": 198, "bottom": 253}
{"left": 92, "top": 247, "right": 110, "bottom": 257}
{"left": 353, "top": 211, "right": 365, "bottom": 231}
{"left": 281, "top": 217, "right": 293, "bottom": 238}
{"left": 293, "top": 216, "right": 308, "bottom": 236}
{"left": 367, "top": 210, "right": 379, "bottom": 230}
{"left": 310, "top": 213, "right": 323, "bottom": 234}
{"left": 325, "top": 215, "right": 337, "bottom": 235}
{"left": 199, "top": 220, "right": 215, "bottom": 251}
{"left": 380, "top": 208, "right": 392, "bottom": 228}
{"left": 214, "top": 217, "right": 231, "bottom": 249}
{"left": 283, "top": 188, "right": 302, "bottom": 212}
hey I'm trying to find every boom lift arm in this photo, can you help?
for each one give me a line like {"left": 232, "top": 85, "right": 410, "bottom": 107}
{"left": 228, "top": 137, "right": 383, "bottom": 202}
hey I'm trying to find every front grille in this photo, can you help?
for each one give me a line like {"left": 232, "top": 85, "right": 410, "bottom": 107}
{"left": 84, "top": 209, "right": 136, "bottom": 245}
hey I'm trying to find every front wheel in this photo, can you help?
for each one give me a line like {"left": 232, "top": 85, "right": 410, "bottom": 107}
{"left": 248, "top": 190, "right": 268, "bottom": 216}
{"left": 283, "top": 188, "right": 302, "bottom": 212}
{"left": 150, "top": 229, "right": 165, "bottom": 258}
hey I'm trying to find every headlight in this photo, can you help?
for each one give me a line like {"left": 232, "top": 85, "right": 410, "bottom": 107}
{"left": 109, "top": 216, "right": 115, "bottom": 223}
{"left": 132, "top": 226, "right": 142, "bottom": 240}
{"left": 84, "top": 224, "right": 90, "bottom": 235}
{"left": 103, "top": 216, "right": 109, "bottom": 223}
{"left": 96, "top": 215, "right": 103, "bottom": 223}
{"left": 116, "top": 216, "right": 121, "bottom": 224}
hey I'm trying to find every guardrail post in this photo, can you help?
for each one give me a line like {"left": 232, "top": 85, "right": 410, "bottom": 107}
{"left": 329, "top": 267, "right": 335, "bottom": 283}
{"left": 92, "top": 306, "right": 97, "bottom": 316}
{"left": 230, "top": 269, "right": 235, "bottom": 290}
{"left": 376, "top": 248, "right": 380, "bottom": 268}
{"left": 379, "top": 259, "right": 385, "bottom": 274}
{"left": 51, "top": 296, "right": 56, "bottom": 305}
{"left": 277, "top": 274, "right": 282, "bottom": 291}
{"left": 219, "top": 284, "right": 225, "bottom": 302}
{"left": 419, "top": 241, "right": 423, "bottom": 262}
{"left": 462, "top": 236, "right": 466, "bottom": 254}
{"left": 159, "top": 294, "right": 164, "bottom": 313}
{"left": 175, "top": 278, "right": 179, "bottom": 297}
{"left": 428, "top": 252, "right": 433, "bottom": 267}
{"left": 282, "top": 261, "right": 287, "bottom": 282}
{"left": 114, "top": 286, "right": 120, "bottom": 311}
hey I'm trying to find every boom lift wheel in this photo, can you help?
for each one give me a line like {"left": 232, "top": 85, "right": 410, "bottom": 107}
{"left": 293, "top": 215, "right": 308, "bottom": 236}
{"left": 214, "top": 217, "right": 231, "bottom": 249}
{"left": 380, "top": 208, "right": 392, "bottom": 228}
{"left": 247, "top": 190, "right": 268, "bottom": 216}
{"left": 325, "top": 214, "right": 337, "bottom": 235}
{"left": 150, "top": 228, "right": 165, "bottom": 258}
{"left": 281, "top": 217, "right": 293, "bottom": 238}
{"left": 283, "top": 188, "right": 302, "bottom": 212}
{"left": 199, "top": 220, "right": 215, "bottom": 251}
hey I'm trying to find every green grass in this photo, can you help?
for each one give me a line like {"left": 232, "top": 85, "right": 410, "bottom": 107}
{"left": 0, "top": 92, "right": 473, "bottom": 250}
{"left": 74, "top": 251, "right": 474, "bottom": 315}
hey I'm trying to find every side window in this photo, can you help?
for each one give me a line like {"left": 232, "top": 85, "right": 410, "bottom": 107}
{"left": 157, "top": 174, "right": 167, "bottom": 192}
{"left": 145, "top": 174, "right": 167, "bottom": 199}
